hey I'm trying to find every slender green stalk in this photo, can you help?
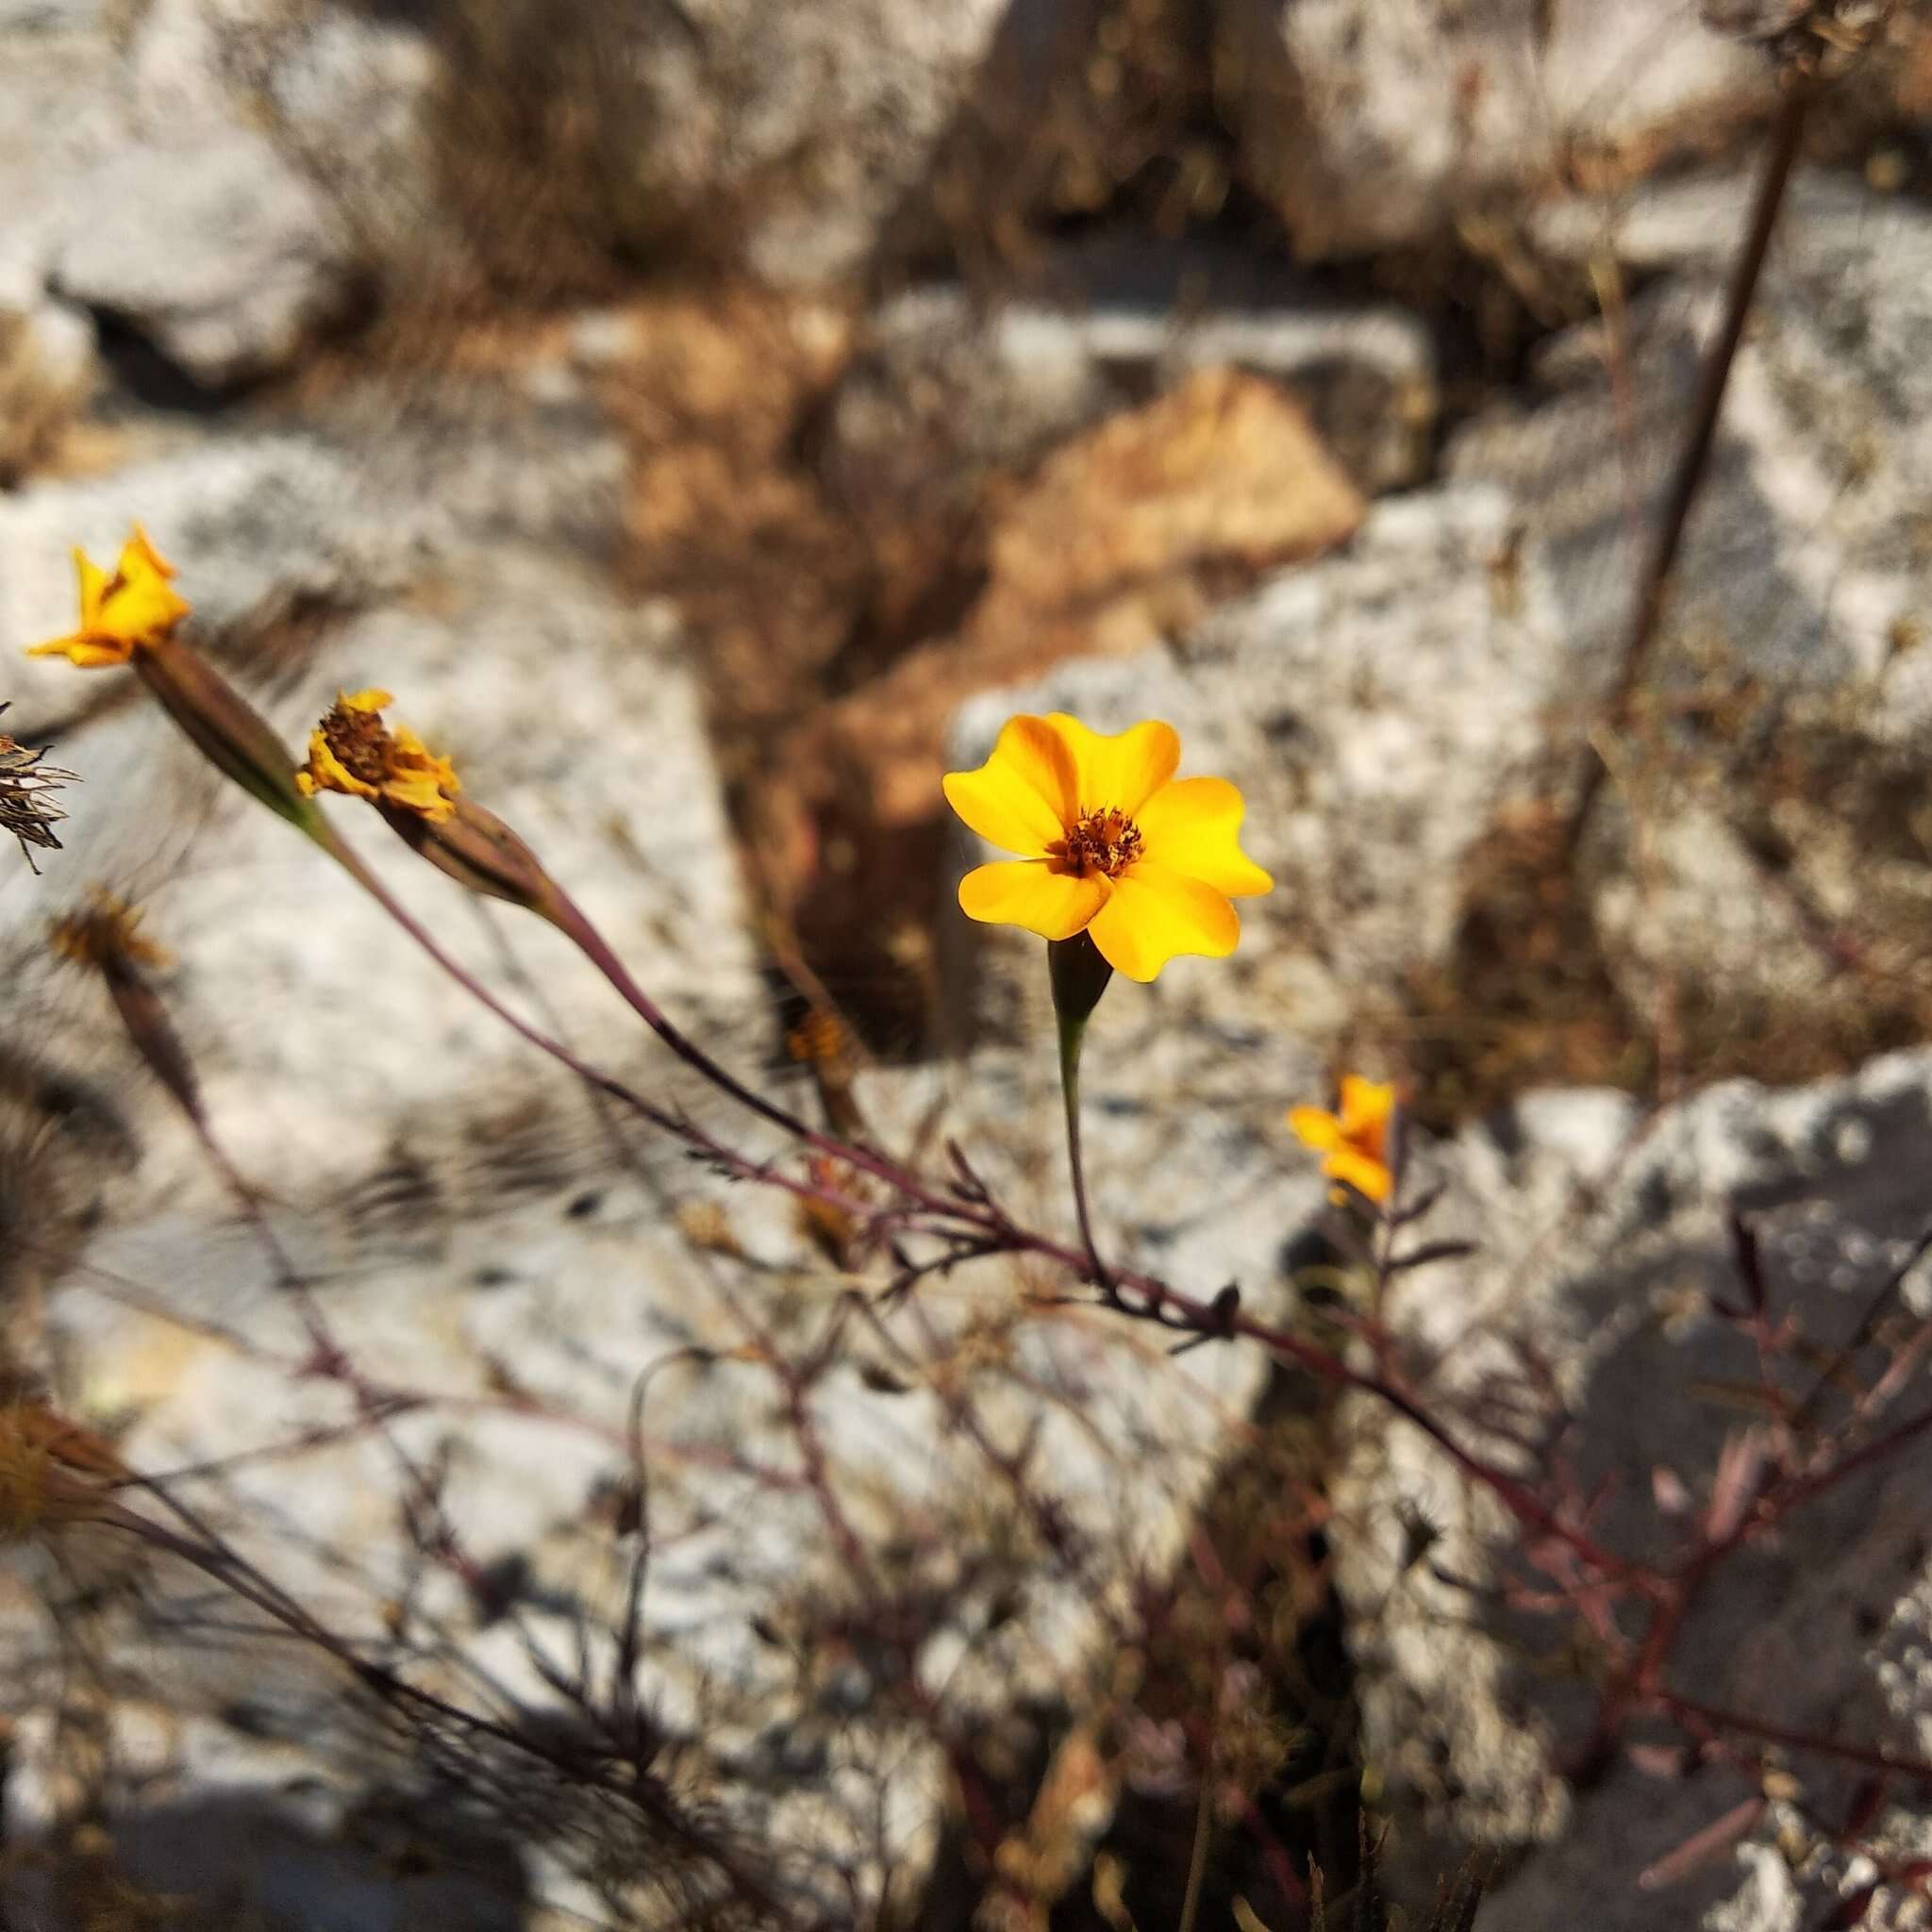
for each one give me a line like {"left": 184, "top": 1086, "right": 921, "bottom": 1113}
{"left": 1058, "top": 1006, "right": 1105, "bottom": 1285}
{"left": 1048, "top": 933, "right": 1115, "bottom": 1291}
{"left": 1177, "top": 1762, "right": 1215, "bottom": 1932}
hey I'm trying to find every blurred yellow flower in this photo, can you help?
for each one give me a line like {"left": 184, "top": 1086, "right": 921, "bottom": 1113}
{"left": 942, "top": 712, "right": 1272, "bottom": 982}
{"left": 50, "top": 890, "right": 171, "bottom": 973}
{"left": 297, "top": 689, "right": 459, "bottom": 824}
{"left": 1290, "top": 1075, "right": 1396, "bottom": 1205}
{"left": 0, "top": 1401, "right": 129, "bottom": 1540}
{"left": 25, "top": 525, "right": 191, "bottom": 668}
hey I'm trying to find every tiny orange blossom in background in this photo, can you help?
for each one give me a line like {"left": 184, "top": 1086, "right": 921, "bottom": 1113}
{"left": 1290, "top": 1075, "right": 1396, "bottom": 1205}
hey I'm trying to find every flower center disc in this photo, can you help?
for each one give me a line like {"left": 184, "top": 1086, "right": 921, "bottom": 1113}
{"left": 323, "top": 707, "right": 397, "bottom": 786}
{"left": 1049, "top": 807, "right": 1143, "bottom": 879}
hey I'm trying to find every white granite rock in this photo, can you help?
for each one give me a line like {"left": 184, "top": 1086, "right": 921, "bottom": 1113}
{"left": 1448, "top": 172, "right": 1932, "bottom": 1028}
{"left": 1219, "top": 0, "right": 1774, "bottom": 258}
{"left": 0, "top": 0, "right": 380, "bottom": 389}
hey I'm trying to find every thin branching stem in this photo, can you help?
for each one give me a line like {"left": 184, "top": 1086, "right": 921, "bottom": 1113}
{"left": 1560, "top": 75, "right": 1812, "bottom": 864}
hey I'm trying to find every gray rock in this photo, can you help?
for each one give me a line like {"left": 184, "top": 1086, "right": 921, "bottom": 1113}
{"left": 0, "top": 0, "right": 1009, "bottom": 373}
{"left": 1, "top": 364, "right": 626, "bottom": 735}
{"left": 459, "top": 0, "right": 1009, "bottom": 288}
{"left": 0, "top": 0, "right": 381, "bottom": 391}
{"left": 1450, "top": 170, "right": 1932, "bottom": 701}
{"left": 1447, "top": 173, "right": 1932, "bottom": 1032}
{"left": 1, "top": 534, "right": 789, "bottom": 1922}
{"left": 1218, "top": 0, "right": 1774, "bottom": 258}
{"left": 683, "top": 0, "right": 1011, "bottom": 286}
{"left": 1340, "top": 1054, "right": 1932, "bottom": 1926}
{"left": 48, "top": 129, "right": 357, "bottom": 388}
{"left": 232, "top": 3, "right": 450, "bottom": 290}
{"left": 0, "top": 22, "right": 129, "bottom": 304}
{"left": 0, "top": 0, "right": 106, "bottom": 27}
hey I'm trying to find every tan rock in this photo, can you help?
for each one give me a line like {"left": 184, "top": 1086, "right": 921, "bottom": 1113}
{"left": 0, "top": 297, "right": 92, "bottom": 484}
{"left": 980, "top": 364, "right": 1367, "bottom": 629}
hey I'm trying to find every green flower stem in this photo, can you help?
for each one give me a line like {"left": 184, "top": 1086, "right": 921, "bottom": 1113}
{"left": 536, "top": 878, "right": 979, "bottom": 1212}
{"left": 308, "top": 821, "right": 688, "bottom": 1140}
{"left": 1048, "top": 932, "right": 1115, "bottom": 1293}
{"left": 132, "top": 635, "right": 324, "bottom": 836}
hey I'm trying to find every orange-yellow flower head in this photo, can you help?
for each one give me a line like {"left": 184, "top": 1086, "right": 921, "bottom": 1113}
{"left": 296, "top": 689, "right": 459, "bottom": 824}
{"left": 49, "top": 890, "right": 171, "bottom": 974}
{"left": 1290, "top": 1075, "right": 1396, "bottom": 1205}
{"left": 25, "top": 525, "right": 191, "bottom": 668}
{"left": 942, "top": 713, "right": 1272, "bottom": 982}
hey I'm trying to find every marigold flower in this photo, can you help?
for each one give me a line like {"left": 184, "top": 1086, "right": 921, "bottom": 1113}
{"left": 942, "top": 713, "right": 1273, "bottom": 982}
{"left": 297, "top": 689, "right": 460, "bottom": 824}
{"left": 25, "top": 525, "right": 191, "bottom": 668}
{"left": 1290, "top": 1075, "right": 1396, "bottom": 1205}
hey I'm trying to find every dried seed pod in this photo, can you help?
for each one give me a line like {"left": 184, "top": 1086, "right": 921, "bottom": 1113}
{"left": 0, "top": 705, "right": 77, "bottom": 873}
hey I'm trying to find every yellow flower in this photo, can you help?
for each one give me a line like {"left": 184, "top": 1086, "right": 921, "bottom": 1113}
{"left": 942, "top": 713, "right": 1273, "bottom": 982}
{"left": 25, "top": 525, "right": 191, "bottom": 668}
{"left": 296, "top": 689, "right": 460, "bottom": 824}
{"left": 1290, "top": 1075, "right": 1396, "bottom": 1205}
{"left": 50, "top": 890, "right": 171, "bottom": 973}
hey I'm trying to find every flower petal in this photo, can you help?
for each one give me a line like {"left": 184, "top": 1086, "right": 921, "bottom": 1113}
{"left": 73, "top": 548, "right": 108, "bottom": 629}
{"left": 303, "top": 728, "right": 378, "bottom": 803}
{"left": 123, "top": 524, "right": 177, "bottom": 580}
{"left": 958, "top": 859, "right": 1108, "bottom": 940}
{"left": 1043, "top": 715, "right": 1180, "bottom": 815}
{"left": 1135, "top": 777, "right": 1273, "bottom": 896}
{"left": 943, "top": 715, "right": 1079, "bottom": 857}
{"left": 1325, "top": 1145, "right": 1392, "bottom": 1204}
{"left": 1338, "top": 1075, "right": 1395, "bottom": 1141}
{"left": 25, "top": 630, "right": 133, "bottom": 669}
{"left": 100, "top": 570, "right": 190, "bottom": 644}
{"left": 1085, "top": 859, "right": 1239, "bottom": 982}
{"left": 1288, "top": 1106, "right": 1342, "bottom": 1153}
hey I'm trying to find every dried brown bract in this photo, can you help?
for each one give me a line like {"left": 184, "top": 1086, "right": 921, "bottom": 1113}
{"left": 0, "top": 703, "right": 77, "bottom": 873}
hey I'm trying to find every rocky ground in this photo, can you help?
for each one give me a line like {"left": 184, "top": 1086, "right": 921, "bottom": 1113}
{"left": 5, "top": 1, "right": 1932, "bottom": 1928}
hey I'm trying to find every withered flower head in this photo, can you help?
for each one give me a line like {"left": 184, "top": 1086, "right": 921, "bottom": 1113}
{"left": 0, "top": 1403, "right": 126, "bottom": 1541}
{"left": 297, "top": 689, "right": 460, "bottom": 824}
{"left": 786, "top": 1008, "right": 850, "bottom": 1070}
{"left": 0, "top": 705, "right": 76, "bottom": 874}
{"left": 50, "top": 889, "right": 171, "bottom": 974}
